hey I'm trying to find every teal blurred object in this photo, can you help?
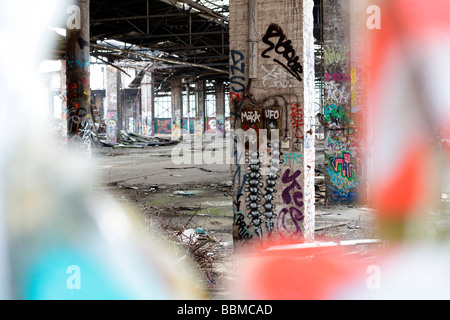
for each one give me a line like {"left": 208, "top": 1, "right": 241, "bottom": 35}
{"left": 23, "top": 247, "right": 173, "bottom": 300}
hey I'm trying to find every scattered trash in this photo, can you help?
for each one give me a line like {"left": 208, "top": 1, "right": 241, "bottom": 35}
{"left": 89, "top": 129, "right": 180, "bottom": 149}
{"left": 174, "top": 191, "right": 195, "bottom": 196}
{"left": 144, "top": 205, "right": 222, "bottom": 284}
{"left": 196, "top": 228, "right": 206, "bottom": 235}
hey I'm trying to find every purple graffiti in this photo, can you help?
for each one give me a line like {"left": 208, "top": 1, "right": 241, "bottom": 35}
{"left": 281, "top": 169, "right": 304, "bottom": 207}
{"left": 277, "top": 168, "right": 304, "bottom": 238}
{"left": 276, "top": 207, "right": 304, "bottom": 237}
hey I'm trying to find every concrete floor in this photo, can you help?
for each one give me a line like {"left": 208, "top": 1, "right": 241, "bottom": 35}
{"left": 89, "top": 133, "right": 389, "bottom": 298}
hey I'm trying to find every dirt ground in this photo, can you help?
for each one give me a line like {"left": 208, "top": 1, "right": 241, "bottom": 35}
{"left": 89, "top": 134, "right": 449, "bottom": 298}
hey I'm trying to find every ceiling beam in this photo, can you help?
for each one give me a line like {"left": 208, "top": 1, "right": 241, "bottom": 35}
{"left": 92, "top": 43, "right": 229, "bottom": 75}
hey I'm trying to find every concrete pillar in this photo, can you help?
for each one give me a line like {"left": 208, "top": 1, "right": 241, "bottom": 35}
{"left": 105, "top": 66, "right": 120, "bottom": 143}
{"left": 195, "top": 80, "right": 206, "bottom": 138}
{"left": 215, "top": 82, "right": 226, "bottom": 138}
{"left": 185, "top": 84, "right": 192, "bottom": 135}
{"left": 171, "top": 76, "right": 183, "bottom": 140}
{"left": 66, "top": 0, "right": 90, "bottom": 153}
{"left": 150, "top": 80, "right": 155, "bottom": 136}
{"left": 60, "top": 59, "right": 68, "bottom": 147}
{"left": 141, "top": 72, "right": 154, "bottom": 136}
{"left": 322, "top": 0, "right": 364, "bottom": 206}
{"left": 229, "top": 0, "right": 316, "bottom": 246}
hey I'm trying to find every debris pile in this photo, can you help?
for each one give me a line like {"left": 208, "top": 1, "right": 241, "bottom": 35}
{"left": 97, "top": 130, "right": 179, "bottom": 149}
{"left": 144, "top": 205, "right": 222, "bottom": 285}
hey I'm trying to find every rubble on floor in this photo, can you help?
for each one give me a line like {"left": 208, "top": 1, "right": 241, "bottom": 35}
{"left": 97, "top": 130, "right": 179, "bottom": 149}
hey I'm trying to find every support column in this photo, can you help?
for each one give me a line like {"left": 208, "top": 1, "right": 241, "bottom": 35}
{"left": 141, "top": 72, "right": 153, "bottom": 136}
{"left": 105, "top": 66, "right": 120, "bottom": 143}
{"left": 215, "top": 82, "right": 226, "bottom": 138}
{"left": 186, "top": 84, "right": 191, "bottom": 135}
{"left": 322, "top": 0, "right": 364, "bottom": 206}
{"left": 195, "top": 80, "right": 206, "bottom": 138}
{"left": 60, "top": 59, "right": 68, "bottom": 147}
{"left": 150, "top": 80, "right": 155, "bottom": 136}
{"left": 171, "top": 76, "right": 183, "bottom": 140}
{"left": 229, "top": 0, "right": 316, "bottom": 246}
{"left": 66, "top": 0, "right": 91, "bottom": 156}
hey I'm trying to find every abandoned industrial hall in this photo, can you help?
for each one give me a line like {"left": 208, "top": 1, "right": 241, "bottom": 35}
{"left": 0, "top": 0, "right": 450, "bottom": 301}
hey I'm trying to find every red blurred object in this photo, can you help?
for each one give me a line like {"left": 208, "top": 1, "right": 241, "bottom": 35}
{"left": 235, "top": 240, "right": 375, "bottom": 300}
{"left": 366, "top": 0, "right": 450, "bottom": 219}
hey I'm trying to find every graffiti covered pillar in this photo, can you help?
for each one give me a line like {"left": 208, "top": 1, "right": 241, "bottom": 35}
{"left": 105, "top": 66, "right": 120, "bottom": 143}
{"left": 66, "top": 0, "right": 91, "bottom": 157}
{"left": 141, "top": 72, "right": 154, "bottom": 136}
{"left": 215, "top": 81, "right": 226, "bottom": 138}
{"left": 322, "top": 0, "right": 365, "bottom": 206}
{"left": 229, "top": 0, "right": 316, "bottom": 247}
{"left": 171, "top": 76, "right": 183, "bottom": 140}
{"left": 60, "top": 59, "right": 68, "bottom": 147}
{"left": 195, "top": 80, "right": 206, "bottom": 138}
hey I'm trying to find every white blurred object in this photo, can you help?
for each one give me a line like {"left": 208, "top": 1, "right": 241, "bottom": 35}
{"left": 0, "top": 0, "right": 206, "bottom": 300}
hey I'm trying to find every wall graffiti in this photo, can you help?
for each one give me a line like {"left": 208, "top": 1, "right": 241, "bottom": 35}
{"left": 290, "top": 103, "right": 304, "bottom": 140}
{"left": 79, "top": 116, "right": 92, "bottom": 161}
{"left": 276, "top": 169, "right": 304, "bottom": 237}
{"left": 65, "top": 50, "right": 91, "bottom": 158}
{"left": 326, "top": 167, "right": 359, "bottom": 194}
{"left": 231, "top": 132, "right": 252, "bottom": 240}
{"left": 155, "top": 119, "right": 172, "bottom": 134}
{"left": 245, "top": 151, "right": 264, "bottom": 239}
{"left": 324, "top": 81, "right": 350, "bottom": 105}
{"left": 323, "top": 104, "right": 349, "bottom": 126}
{"left": 282, "top": 152, "right": 302, "bottom": 166}
{"left": 328, "top": 151, "right": 362, "bottom": 181}
{"left": 322, "top": 3, "right": 362, "bottom": 205}
{"left": 228, "top": 1, "right": 316, "bottom": 244}
{"left": 327, "top": 185, "right": 359, "bottom": 205}
{"left": 324, "top": 45, "right": 347, "bottom": 66}
{"left": 325, "top": 73, "right": 349, "bottom": 82}
{"left": 261, "top": 23, "right": 303, "bottom": 82}
{"left": 230, "top": 49, "right": 246, "bottom": 101}
{"left": 261, "top": 65, "right": 299, "bottom": 89}
{"left": 153, "top": 118, "right": 230, "bottom": 134}
{"left": 206, "top": 118, "right": 231, "bottom": 133}
{"left": 106, "top": 112, "right": 118, "bottom": 143}
{"left": 66, "top": 52, "right": 90, "bottom": 69}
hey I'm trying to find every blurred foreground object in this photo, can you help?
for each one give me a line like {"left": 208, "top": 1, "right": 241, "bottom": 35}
{"left": 367, "top": 0, "right": 450, "bottom": 238}
{"left": 0, "top": 0, "right": 206, "bottom": 300}
{"left": 230, "top": 0, "right": 450, "bottom": 300}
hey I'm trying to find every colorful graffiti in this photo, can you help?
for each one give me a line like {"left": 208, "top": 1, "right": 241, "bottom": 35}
{"left": 229, "top": 0, "right": 316, "bottom": 244}
{"left": 322, "top": 1, "right": 363, "bottom": 205}
{"left": 106, "top": 112, "right": 118, "bottom": 143}
{"left": 155, "top": 119, "right": 171, "bottom": 134}
{"left": 230, "top": 49, "right": 246, "bottom": 102}
{"left": 290, "top": 103, "right": 304, "bottom": 140}
{"left": 154, "top": 118, "right": 230, "bottom": 135}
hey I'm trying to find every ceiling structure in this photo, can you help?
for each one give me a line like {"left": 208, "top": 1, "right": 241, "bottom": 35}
{"left": 48, "top": 0, "right": 322, "bottom": 94}
{"left": 89, "top": 0, "right": 230, "bottom": 93}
